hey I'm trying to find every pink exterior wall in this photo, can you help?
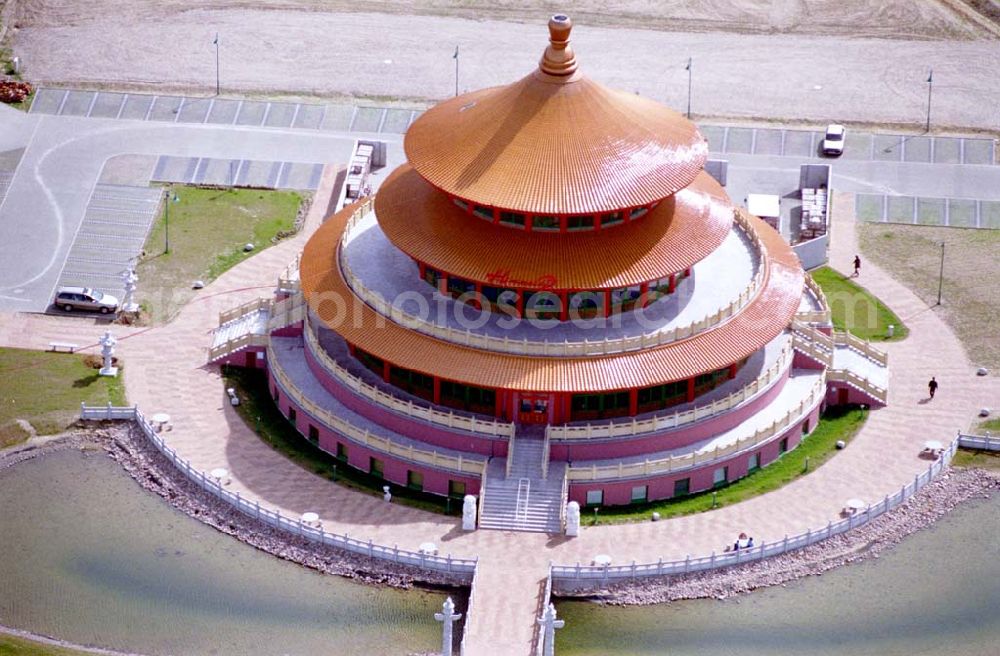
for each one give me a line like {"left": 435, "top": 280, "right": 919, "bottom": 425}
{"left": 567, "top": 400, "right": 822, "bottom": 506}
{"left": 303, "top": 342, "right": 509, "bottom": 457}
{"left": 215, "top": 347, "right": 267, "bottom": 369}
{"left": 268, "top": 367, "right": 481, "bottom": 497}
{"left": 792, "top": 350, "right": 826, "bottom": 370}
{"left": 826, "top": 383, "right": 885, "bottom": 408}
{"left": 272, "top": 322, "right": 304, "bottom": 338}
{"left": 550, "top": 367, "right": 792, "bottom": 461}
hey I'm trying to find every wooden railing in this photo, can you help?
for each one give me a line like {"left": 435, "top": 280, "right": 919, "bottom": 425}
{"left": 80, "top": 403, "right": 477, "bottom": 578}
{"left": 304, "top": 321, "right": 514, "bottom": 439}
{"left": 545, "top": 342, "right": 792, "bottom": 441}
{"left": 338, "top": 205, "right": 768, "bottom": 358}
{"left": 270, "top": 341, "right": 486, "bottom": 476}
{"left": 566, "top": 373, "right": 825, "bottom": 482}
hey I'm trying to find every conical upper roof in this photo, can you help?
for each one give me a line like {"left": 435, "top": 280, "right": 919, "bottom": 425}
{"left": 404, "top": 15, "right": 708, "bottom": 216}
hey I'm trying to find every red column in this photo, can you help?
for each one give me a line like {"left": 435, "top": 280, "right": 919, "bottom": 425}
{"left": 474, "top": 282, "right": 483, "bottom": 310}
{"left": 438, "top": 274, "right": 448, "bottom": 296}
{"left": 418, "top": 261, "right": 427, "bottom": 279}
{"left": 559, "top": 290, "right": 569, "bottom": 321}
{"left": 433, "top": 377, "right": 441, "bottom": 405}
{"left": 604, "top": 289, "right": 612, "bottom": 318}
{"left": 594, "top": 214, "right": 602, "bottom": 232}
{"left": 728, "top": 363, "right": 738, "bottom": 379}
{"left": 686, "top": 378, "right": 695, "bottom": 402}
{"left": 494, "top": 389, "right": 503, "bottom": 419}
{"left": 629, "top": 389, "right": 638, "bottom": 416}
{"left": 347, "top": 342, "right": 357, "bottom": 357}
{"left": 559, "top": 215, "right": 568, "bottom": 233}
{"left": 668, "top": 273, "right": 676, "bottom": 293}
{"left": 639, "top": 282, "right": 649, "bottom": 308}
{"left": 525, "top": 214, "right": 534, "bottom": 231}
{"left": 516, "top": 289, "right": 524, "bottom": 318}
{"left": 382, "top": 361, "right": 391, "bottom": 384}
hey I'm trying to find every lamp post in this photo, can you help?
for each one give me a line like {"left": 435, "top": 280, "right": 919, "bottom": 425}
{"left": 214, "top": 33, "right": 220, "bottom": 95}
{"left": 164, "top": 190, "right": 179, "bottom": 254}
{"left": 685, "top": 56, "right": 693, "bottom": 119}
{"left": 925, "top": 68, "right": 933, "bottom": 133}
{"left": 453, "top": 45, "right": 459, "bottom": 97}
{"left": 936, "top": 241, "right": 945, "bottom": 306}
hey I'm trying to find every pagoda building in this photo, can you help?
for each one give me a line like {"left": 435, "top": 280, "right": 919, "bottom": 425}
{"left": 212, "top": 15, "right": 888, "bottom": 529}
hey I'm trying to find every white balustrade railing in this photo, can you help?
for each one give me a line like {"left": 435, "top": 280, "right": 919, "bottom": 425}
{"left": 826, "top": 368, "right": 888, "bottom": 404}
{"left": 546, "top": 343, "right": 792, "bottom": 441}
{"left": 832, "top": 329, "right": 888, "bottom": 366}
{"left": 957, "top": 433, "right": 1000, "bottom": 451}
{"left": 208, "top": 332, "right": 269, "bottom": 362}
{"left": 336, "top": 205, "right": 767, "bottom": 358}
{"left": 566, "top": 373, "right": 825, "bottom": 482}
{"left": 219, "top": 297, "right": 272, "bottom": 325}
{"left": 267, "top": 292, "right": 306, "bottom": 331}
{"left": 271, "top": 342, "right": 486, "bottom": 475}
{"left": 304, "top": 321, "right": 514, "bottom": 439}
{"left": 79, "top": 403, "right": 477, "bottom": 577}
{"left": 552, "top": 439, "right": 958, "bottom": 587}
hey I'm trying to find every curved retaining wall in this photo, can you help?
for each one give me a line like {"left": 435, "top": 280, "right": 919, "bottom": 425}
{"left": 566, "top": 399, "right": 822, "bottom": 506}
{"left": 268, "top": 364, "right": 482, "bottom": 498}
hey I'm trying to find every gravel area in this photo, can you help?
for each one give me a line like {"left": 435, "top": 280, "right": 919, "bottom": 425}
{"left": 559, "top": 466, "right": 1000, "bottom": 605}
{"left": 4, "top": 2, "right": 1000, "bottom": 131}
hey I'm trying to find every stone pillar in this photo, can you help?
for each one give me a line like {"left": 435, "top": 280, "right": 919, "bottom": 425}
{"left": 537, "top": 602, "right": 565, "bottom": 656}
{"left": 434, "top": 596, "right": 462, "bottom": 656}
{"left": 462, "top": 494, "right": 477, "bottom": 531}
{"left": 565, "top": 500, "right": 580, "bottom": 537}
{"left": 98, "top": 331, "right": 118, "bottom": 377}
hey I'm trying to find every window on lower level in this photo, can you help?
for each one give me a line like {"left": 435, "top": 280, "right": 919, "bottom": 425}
{"left": 369, "top": 457, "right": 384, "bottom": 478}
{"left": 779, "top": 437, "right": 789, "bottom": 454}
{"left": 630, "top": 206, "right": 650, "bottom": 220}
{"left": 585, "top": 489, "right": 604, "bottom": 506}
{"left": 713, "top": 466, "right": 728, "bottom": 488}
{"left": 287, "top": 407, "right": 296, "bottom": 425}
{"left": 473, "top": 205, "right": 494, "bottom": 221}
{"left": 748, "top": 452, "right": 760, "bottom": 473}
{"left": 533, "top": 215, "right": 559, "bottom": 231}
{"left": 448, "top": 480, "right": 466, "bottom": 498}
{"left": 567, "top": 215, "right": 594, "bottom": 231}
{"left": 308, "top": 424, "right": 319, "bottom": 443}
{"left": 407, "top": 470, "right": 424, "bottom": 491}
{"left": 499, "top": 211, "right": 526, "bottom": 228}
{"left": 336, "top": 442, "right": 348, "bottom": 461}
{"left": 673, "top": 478, "right": 690, "bottom": 497}
{"left": 601, "top": 212, "right": 624, "bottom": 228}
{"left": 631, "top": 485, "right": 648, "bottom": 504}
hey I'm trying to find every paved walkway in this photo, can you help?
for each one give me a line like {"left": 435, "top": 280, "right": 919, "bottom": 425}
{"left": 2, "top": 179, "right": 999, "bottom": 653}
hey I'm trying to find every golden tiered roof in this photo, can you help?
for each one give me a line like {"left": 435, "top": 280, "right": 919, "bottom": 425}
{"left": 403, "top": 15, "right": 708, "bottom": 215}
{"left": 375, "top": 165, "right": 733, "bottom": 290}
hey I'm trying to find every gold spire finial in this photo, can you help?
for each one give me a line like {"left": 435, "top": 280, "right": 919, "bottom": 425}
{"left": 539, "top": 14, "right": 577, "bottom": 77}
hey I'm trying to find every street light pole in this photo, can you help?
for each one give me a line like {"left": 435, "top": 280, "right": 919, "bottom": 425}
{"left": 214, "top": 33, "right": 220, "bottom": 96}
{"left": 685, "top": 57, "right": 692, "bottom": 119}
{"left": 925, "top": 68, "right": 933, "bottom": 133}
{"left": 164, "top": 190, "right": 179, "bottom": 255}
{"left": 936, "top": 241, "right": 945, "bottom": 306}
{"left": 453, "top": 45, "right": 459, "bottom": 97}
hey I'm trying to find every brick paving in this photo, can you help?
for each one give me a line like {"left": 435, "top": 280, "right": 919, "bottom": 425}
{"left": 2, "top": 178, "right": 999, "bottom": 654}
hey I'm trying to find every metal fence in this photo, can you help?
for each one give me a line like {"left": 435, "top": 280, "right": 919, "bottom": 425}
{"left": 552, "top": 437, "right": 958, "bottom": 588}
{"left": 80, "top": 403, "right": 477, "bottom": 579}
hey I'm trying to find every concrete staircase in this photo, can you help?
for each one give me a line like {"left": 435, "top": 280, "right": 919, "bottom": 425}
{"left": 208, "top": 303, "right": 270, "bottom": 362}
{"left": 479, "top": 427, "right": 566, "bottom": 534}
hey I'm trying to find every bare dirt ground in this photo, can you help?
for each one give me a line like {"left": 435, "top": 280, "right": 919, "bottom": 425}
{"left": 858, "top": 223, "right": 1000, "bottom": 371}
{"left": 3, "top": 1, "right": 1000, "bottom": 130}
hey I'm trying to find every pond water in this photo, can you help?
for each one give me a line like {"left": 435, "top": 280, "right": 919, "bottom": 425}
{"left": 557, "top": 491, "right": 1000, "bottom": 656}
{"left": 0, "top": 448, "right": 447, "bottom": 656}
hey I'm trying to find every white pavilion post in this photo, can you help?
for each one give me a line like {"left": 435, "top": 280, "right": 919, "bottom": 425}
{"left": 434, "top": 596, "right": 462, "bottom": 656}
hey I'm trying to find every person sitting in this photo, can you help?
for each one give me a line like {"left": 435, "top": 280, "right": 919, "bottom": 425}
{"left": 735, "top": 532, "right": 750, "bottom": 550}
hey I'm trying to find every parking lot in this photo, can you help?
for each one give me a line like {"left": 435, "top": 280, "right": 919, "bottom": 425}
{"left": 855, "top": 193, "right": 1000, "bottom": 229}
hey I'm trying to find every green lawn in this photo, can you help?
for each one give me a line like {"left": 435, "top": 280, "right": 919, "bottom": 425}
{"left": 0, "top": 348, "right": 126, "bottom": 449}
{"left": 952, "top": 449, "right": 1000, "bottom": 472}
{"left": 136, "top": 185, "right": 303, "bottom": 323}
{"left": 977, "top": 417, "right": 1000, "bottom": 433}
{"left": 810, "top": 266, "right": 908, "bottom": 342}
{"left": 222, "top": 367, "right": 460, "bottom": 516}
{"left": 590, "top": 405, "right": 869, "bottom": 523}
{"left": 0, "top": 635, "right": 89, "bottom": 656}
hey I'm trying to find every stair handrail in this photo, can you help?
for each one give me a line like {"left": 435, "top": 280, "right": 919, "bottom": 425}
{"left": 208, "top": 332, "right": 269, "bottom": 361}
{"left": 507, "top": 430, "right": 517, "bottom": 478}
{"left": 827, "top": 368, "right": 888, "bottom": 404}
{"left": 515, "top": 478, "right": 530, "bottom": 526}
{"left": 541, "top": 429, "right": 551, "bottom": 481}
{"left": 832, "top": 329, "right": 888, "bottom": 366}
{"left": 218, "top": 296, "right": 272, "bottom": 325}
{"left": 558, "top": 468, "right": 569, "bottom": 532}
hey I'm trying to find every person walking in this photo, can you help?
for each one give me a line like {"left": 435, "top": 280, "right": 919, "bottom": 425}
{"left": 928, "top": 376, "right": 938, "bottom": 399}
{"left": 853, "top": 255, "right": 861, "bottom": 277}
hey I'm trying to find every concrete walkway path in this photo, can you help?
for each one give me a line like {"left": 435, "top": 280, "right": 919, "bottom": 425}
{"left": 2, "top": 181, "right": 998, "bottom": 654}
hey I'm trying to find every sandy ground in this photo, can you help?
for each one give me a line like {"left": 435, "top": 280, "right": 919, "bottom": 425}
{"left": 4, "top": 1, "right": 1000, "bottom": 131}
{"left": 858, "top": 222, "right": 1000, "bottom": 372}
